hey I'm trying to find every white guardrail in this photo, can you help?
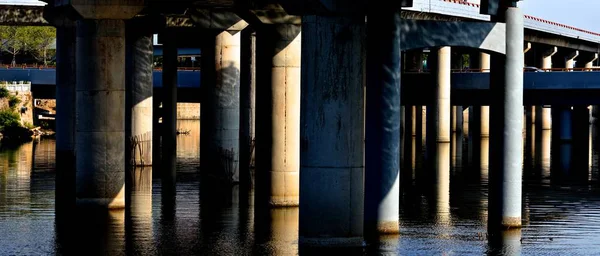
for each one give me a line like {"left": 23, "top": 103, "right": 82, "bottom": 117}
{"left": 403, "top": 0, "right": 600, "bottom": 44}
{"left": 3, "top": 82, "right": 31, "bottom": 92}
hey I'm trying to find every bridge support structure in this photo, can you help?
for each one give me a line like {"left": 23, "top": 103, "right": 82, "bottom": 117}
{"left": 299, "top": 15, "right": 365, "bottom": 246}
{"left": 364, "top": 11, "right": 402, "bottom": 237}
{"left": 161, "top": 31, "right": 178, "bottom": 181}
{"left": 488, "top": 4, "right": 524, "bottom": 229}
{"left": 126, "top": 19, "right": 154, "bottom": 167}
{"left": 254, "top": 20, "right": 302, "bottom": 207}
{"left": 199, "top": 14, "right": 247, "bottom": 184}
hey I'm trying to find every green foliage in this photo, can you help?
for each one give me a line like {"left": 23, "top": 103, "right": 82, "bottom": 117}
{"left": 0, "top": 109, "right": 20, "bottom": 131}
{"left": 0, "top": 87, "right": 8, "bottom": 98}
{"left": 8, "top": 95, "right": 20, "bottom": 110}
{"left": 40, "top": 121, "right": 51, "bottom": 129}
{"left": 22, "top": 121, "right": 34, "bottom": 129}
{"left": 0, "top": 26, "right": 30, "bottom": 66}
{"left": 26, "top": 27, "right": 56, "bottom": 65}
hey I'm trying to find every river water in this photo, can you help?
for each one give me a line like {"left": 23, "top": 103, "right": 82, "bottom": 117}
{"left": 1, "top": 119, "right": 600, "bottom": 255}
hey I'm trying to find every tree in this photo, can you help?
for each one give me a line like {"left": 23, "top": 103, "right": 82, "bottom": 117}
{"left": 27, "top": 27, "right": 56, "bottom": 66}
{"left": 0, "top": 26, "right": 29, "bottom": 67}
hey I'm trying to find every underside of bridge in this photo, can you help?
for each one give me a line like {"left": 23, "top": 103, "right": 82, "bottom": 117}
{"left": 24, "top": 0, "right": 597, "bottom": 248}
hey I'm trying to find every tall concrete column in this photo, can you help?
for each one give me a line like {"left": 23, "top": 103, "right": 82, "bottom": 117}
{"left": 75, "top": 20, "right": 127, "bottom": 208}
{"left": 365, "top": 12, "right": 401, "bottom": 237}
{"left": 55, "top": 24, "right": 76, "bottom": 209}
{"left": 161, "top": 33, "right": 178, "bottom": 180}
{"left": 240, "top": 29, "right": 256, "bottom": 191}
{"left": 488, "top": 5, "right": 524, "bottom": 229}
{"left": 299, "top": 15, "right": 365, "bottom": 246}
{"left": 254, "top": 24, "right": 301, "bottom": 207}
{"left": 125, "top": 21, "right": 153, "bottom": 167}
{"left": 435, "top": 47, "right": 451, "bottom": 143}
{"left": 201, "top": 29, "right": 242, "bottom": 184}
{"left": 572, "top": 105, "right": 589, "bottom": 180}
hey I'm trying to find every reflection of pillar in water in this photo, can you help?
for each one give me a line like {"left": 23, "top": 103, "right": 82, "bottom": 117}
{"left": 434, "top": 142, "right": 451, "bottom": 226}
{"left": 480, "top": 137, "right": 489, "bottom": 181}
{"left": 73, "top": 209, "right": 126, "bottom": 255}
{"left": 540, "top": 129, "right": 551, "bottom": 179}
{"left": 572, "top": 105, "right": 590, "bottom": 181}
{"left": 254, "top": 207, "right": 299, "bottom": 255}
{"left": 551, "top": 106, "right": 572, "bottom": 178}
{"left": 127, "top": 167, "right": 153, "bottom": 254}
{"left": 487, "top": 229, "right": 522, "bottom": 256}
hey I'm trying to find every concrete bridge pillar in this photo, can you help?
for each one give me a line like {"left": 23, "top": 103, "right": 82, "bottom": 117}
{"left": 200, "top": 22, "right": 246, "bottom": 184}
{"left": 488, "top": 5, "right": 524, "bottom": 229}
{"left": 239, "top": 29, "right": 256, "bottom": 191}
{"left": 125, "top": 20, "right": 153, "bottom": 167}
{"left": 299, "top": 15, "right": 365, "bottom": 246}
{"left": 75, "top": 19, "right": 128, "bottom": 209}
{"left": 161, "top": 32, "right": 178, "bottom": 180}
{"left": 427, "top": 46, "right": 451, "bottom": 145}
{"left": 54, "top": 20, "right": 76, "bottom": 209}
{"left": 572, "top": 105, "right": 590, "bottom": 179}
{"left": 365, "top": 12, "right": 401, "bottom": 237}
{"left": 67, "top": 0, "right": 143, "bottom": 209}
{"left": 551, "top": 106, "right": 572, "bottom": 176}
{"left": 254, "top": 23, "right": 301, "bottom": 207}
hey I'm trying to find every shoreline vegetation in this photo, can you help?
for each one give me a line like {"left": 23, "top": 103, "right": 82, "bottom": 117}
{"left": 0, "top": 85, "right": 51, "bottom": 142}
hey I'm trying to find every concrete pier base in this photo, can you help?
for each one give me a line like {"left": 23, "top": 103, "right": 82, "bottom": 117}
{"left": 255, "top": 24, "right": 301, "bottom": 207}
{"left": 299, "top": 15, "right": 365, "bottom": 246}
{"left": 365, "top": 12, "right": 401, "bottom": 236}
{"left": 75, "top": 20, "right": 127, "bottom": 209}
{"left": 201, "top": 29, "right": 242, "bottom": 184}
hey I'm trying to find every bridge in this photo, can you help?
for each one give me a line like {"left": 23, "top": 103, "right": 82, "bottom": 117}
{"left": 4, "top": 0, "right": 599, "bottom": 247}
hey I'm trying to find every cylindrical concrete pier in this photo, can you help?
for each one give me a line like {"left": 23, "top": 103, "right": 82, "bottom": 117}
{"left": 436, "top": 47, "right": 451, "bottom": 143}
{"left": 299, "top": 15, "right": 365, "bottom": 246}
{"left": 75, "top": 20, "right": 127, "bottom": 209}
{"left": 239, "top": 29, "right": 256, "bottom": 191}
{"left": 125, "top": 23, "right": 153, "bottom": 166}
{"left": 201, "top": 29, "right": 242, "bottom": 183}
{"left": 255, "top": 24, "right": 301, "bottom": 207}
{"left": 55, "top": 25, "right": 76, "bottom": 209}
{"left": 161, "top": 34, "right": 178, "bottom": 180}
{"left": 488, "top": 6, "right": 524, "bottom": 229}
{"left": 365, "top": 12, "right": 401, "bottom": 236}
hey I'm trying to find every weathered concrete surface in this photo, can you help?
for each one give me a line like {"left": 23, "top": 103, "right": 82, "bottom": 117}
{"left": 255, "top": 24, "right": 301, "bottom": 207}
{"left": 488, "top": 6, "right": 524, "bottom": 229}
{"left": 75, "top": 19, "right": 126, "bottom": 209}
{"left": 125, "top": 21, "right": 153, "bottom": 166}
{"left": 200, "top": 28, "right": 243, "bottom": 184}
{"left": 299, "top": 15, "right": 365, "bottom": 247}
{"left": 365, "top": 12, "right": 401, "bottom": 237}
{"left": 0, "top": 5, "right": 48, "bottom": 26}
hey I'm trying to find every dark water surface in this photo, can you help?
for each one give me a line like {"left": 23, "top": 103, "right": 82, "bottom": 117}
{"left": 2, "top": 119, "right": 600, "bottom": 255}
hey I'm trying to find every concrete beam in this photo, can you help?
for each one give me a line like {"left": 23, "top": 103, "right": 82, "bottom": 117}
{"left": 188, "top": 8, "right": 248, "bottom": 31}
{"left": 524, "top": 28, "right": 600, "bottom": 53}
{"left": 57, "top": 0, "right": 144, "bottom": 20}
{"left": 400, "top": 20, "right": 506, "bottom": 55}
